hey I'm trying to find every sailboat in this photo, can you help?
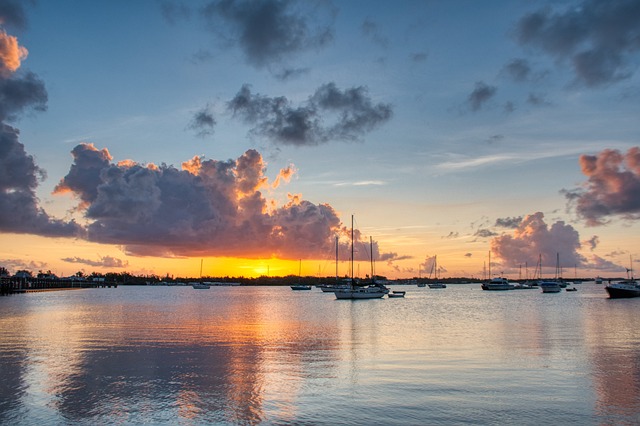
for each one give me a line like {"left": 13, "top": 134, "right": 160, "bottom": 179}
{"left": 319, "top": 236, "right": 351, "bottom": 292}
{"left": 428, "top": 255, "right": 446, "bottom": 289}
{"left": 605, "top": 255, "right": 639, "bottom": 298}
{"left": 291, "top": 260, "right": 312, "bottom": 290}
{"left": 191, "top": 259, "right": 210, "bottom": 289}
{"left": 539, "top": 253, "right": 562, "bottom": 293}
{"left": 334, "top": 216, "right": 389, "bottom": 300}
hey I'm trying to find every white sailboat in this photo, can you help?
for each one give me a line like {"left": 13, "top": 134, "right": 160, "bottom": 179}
{"left": 291, "top": 259, "right": 311, "bottom": 290}
{"left": 427, "top": 255, "right": 446, "bottom": 289}
{"left": 334, "top": 216, "right": 389, "bottom": 300}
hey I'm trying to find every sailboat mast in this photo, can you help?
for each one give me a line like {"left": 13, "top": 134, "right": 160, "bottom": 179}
{"left": 370, "top": 236, "right": 374, "bottom": 281}
{"left": 335, "top": 235, "right": 339, "bottom": 281}
{"left": 351, "top": 215, "right": 354, "bottom": 286}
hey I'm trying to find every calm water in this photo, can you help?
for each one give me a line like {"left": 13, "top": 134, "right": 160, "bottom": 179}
{"left": 1, "top": 283, "right": 639, "bottom": 425}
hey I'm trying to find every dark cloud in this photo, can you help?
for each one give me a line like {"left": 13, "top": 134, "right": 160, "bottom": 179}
{"left": 495, "top": 216, "right": 523, "bottom": 228}
{"left": 464, "top": 252, "right": 472, "bottom": 258}
{"left": 526, "top": 92, "right": 551, "bottom": 106}
{"left": 515, "top": 0, "right": 640, "bottom": 87}
{"left": 475, "top": 228, "right": 497, "bottom": 238}
{"left": 273, "top": 66, "right": 309, "bottom": 81}
{"left": 0, "top": 0, "right": 29, "bottom": 30}
{"left": 502, "top": 58, "right": 532, "bottom": 82}
{"left": 467, "top": 81, "right": 497, "bottom": 111}
{"left": 361, "top": 18, "right": 388, "bottom": 48}
{"left": 188, "top": 105, "right": 216, "bottom": 138}
{"left": 55, "top": 144, "right": 394, "bottom": 260}
{"left": 563, "top": 147, "right": 640, "bottom": 225}
{"left": 228, "top": 83, "right": 392, "bottom": 146}
{"left": 0, "top": 124, "right": 84, "bottom": 237}
{"left": 410, "top": 52, "right": 428, "bottom": 63}
{"left": 583, "top": 235, "right": 599, "bottom": 251}
{"left": 61, "top": 255, "right": 129, "bottom": 268}
{"left": 0, "top": 71, "right": 47, "bottom": 121}
{"left": 503, "top": 101, "right": 516, "bottom": 113}
{"left": 199, "top": 0, "right": 334, "bottom": 69}
{"left": 159, "top": 1, "right": 191, "bottom": 25}
{"left": 491, "top": 212, "right": 586, "bottom": 269}
{"left": 443, "top": 231, "right": 459, "bottom": 239}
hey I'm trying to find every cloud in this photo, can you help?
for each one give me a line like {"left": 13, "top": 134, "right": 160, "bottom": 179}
{"left": 467, "top": 81, "right": 497, "bottom": 111}
{"left": 0, "top": 124, "right": 84, "bottom": 237}
{"left": 55, "top": 144, "right": 395, "bottom": 261}
{"left": 273, "top": 66, "right": 310, "bottom": 81}
{"left": 188, "top": 104, "right": 216, "bottom": 138}
{"left": 61, "top": 255, "right": 129, "bottom": 268}
{"left": 490, "top": 211, "right": 586, "bottom": 269}
{"left": 0, "top": 71, "right": 47, "bottom": 122}
{"left": 563, "top": 147, "right": 640, "bottom": 225}
{"left": 583, "top": 235, "right": 599, "bottom": 251}
{"left": 515, "top": 0, "right": 640, "bottom": 87}
{"left": 271, "top": 164, "right": 296, "bottom": 188}
{"left": 0, "top": 0, "right": 28, "bottom": 30}
{"left": 475, "top": 228, "right": 498, "bottom": 238}
{"left": 159, "top": 1, "right": 191, "bottom": 25}
{"left": 410, "top": 52, "right": 428, "bottom": 63}
{"left": 228, "top": 83, "right": 392, "bottom": 146}
{"left": 443, "top": 231, "right": 459, "bottom": 239}
{"left": 464, "top": 252, "right": 472, "bottom": 258}
{"left": 502, "top": 58, "right": 532, "bottom": 82}
{"left": 199, "top": 0, "right": 334, "bottom": 69}
{"left": 495, "top": 216, "right": 523, "bottom": 228}
{"left": 0, "top": 29, "right": 27, "bottom": 77}
{"left": 361, "top": 18, "right": 388, "bottom": 48}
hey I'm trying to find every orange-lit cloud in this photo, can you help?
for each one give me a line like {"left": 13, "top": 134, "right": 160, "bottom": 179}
{"left": 54, "top": 144, "right": 398, "bottom": 261}
{"left": 564, "top": 147, "right": 640, "bottom": 226}
{"left": 0, "top": 29, "right": 27, "bottom": 77}
{"left": 272, "top": 164, "right": 296, "bottom": 188}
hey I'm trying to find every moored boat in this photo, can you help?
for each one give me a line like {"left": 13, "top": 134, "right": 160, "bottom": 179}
{"left": 388, "top": 290, "right": 406, "bottom": 298}
{"left": 605, "top": 256, "right": 638, "bottom": 298}
{"left": 191, "top": 282, "right": 210, "bottom": 289}
{"left": 539, "top": 281, "right": 561, "bottom": 293}
{"left": 481, "top": 277, "right": 514, "bottom": 291}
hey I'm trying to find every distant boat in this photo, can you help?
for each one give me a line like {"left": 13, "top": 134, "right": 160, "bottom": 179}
{"left": 595, "top": 276, "right": 603, "bottom": 284}
{"left": 388, "top": 290, "right": 406, "bottom": 298}
{"left": 539, "top": 253, "right": 563, "bottom": 293}
{"left": 192, "top": 259, "right": 210, "bottom": 289}
{"left": 191, "top": 282, "right": 210, "bottom": 289}
{"left": 539, "top": 281, "right": 561, "bottom": 293}
{"left": 291, "top": 284, "right": 312, "bottom": 290}
{"left": 427, "top": 255, "right": 446, "bottom": 289}
{"left": 291, "top": 260, "right": 311, "bottom": 290}
{"left": 566, "top": 287, "right": 578, "bottom": 292}
{"left": 605, "top": 255, "right": 639, "bottom": 298}
{"left": 482, "top": 277, "right": 514, "bottom": 291}
{"left": 334, "top": 216, "right": 389, "bottom": 300}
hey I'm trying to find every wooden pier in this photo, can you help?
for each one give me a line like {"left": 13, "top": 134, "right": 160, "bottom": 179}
{"left": 0, "top": 277, "right": 117, "bottom": 295}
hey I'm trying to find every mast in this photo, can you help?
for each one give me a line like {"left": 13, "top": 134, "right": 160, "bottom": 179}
{"left": 351, "top": 215, "right": 354, "bottom": 288}
{"left": 335, "top": 235, "right": 339, "bottom": 282}
{"left": 370, "top": 236, "right": 374, "bottom": 282}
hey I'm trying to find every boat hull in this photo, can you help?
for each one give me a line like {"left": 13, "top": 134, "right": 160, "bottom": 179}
{"left": 605, "top": 283, "right": 640, "bottom": 298}
{"left": 334, "top": 286, "right": 388, "bottom": 299}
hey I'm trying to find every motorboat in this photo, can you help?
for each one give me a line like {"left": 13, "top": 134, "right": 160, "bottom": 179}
{"left": 539, "top": 281, "right": 561, "bottom": 293}
{"left": 428, "top": 283, "right": 446, "bottom": 289}
{"left": 290, "top": 284, "right": 312, "bottom": 290}
{"left": 481, "top": 277, "right": 514, "bottom": 291}
{"left": 605, "top": 256, "right": 638, "bottom": 298}
{"left": 191, "top": 282, "right": 210, "bottom": 289}
{"left": 388, "top": 290, "right": 406, "bottom": 298}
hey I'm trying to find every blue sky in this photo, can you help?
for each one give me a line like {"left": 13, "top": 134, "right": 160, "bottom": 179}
{"left": 1, "top": 0, "right": 639, "bottom": 279}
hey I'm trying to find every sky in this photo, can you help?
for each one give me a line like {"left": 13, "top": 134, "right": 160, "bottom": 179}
{"left": 1, "top": 0, "right": 639, "bottom": 280}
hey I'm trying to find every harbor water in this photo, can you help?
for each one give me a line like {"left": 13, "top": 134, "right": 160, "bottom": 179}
{"left": 1, "top": 283, "right": 639, "bottom": 425}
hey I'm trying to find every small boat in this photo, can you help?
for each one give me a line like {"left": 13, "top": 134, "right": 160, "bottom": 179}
{"left": 539, "top": 281, "right": 561, "bottom": 293}
{"left": 290, "top": 284, "right": 312, "bottom": 290}
{"left": 417, "top": 282, "right": 426, "bottom": 287}
{"left": 481, "top": 277, "right": 514, "bottom": 291}
{"left": 566, "top": 287, "right": 578, "bottom": 292}
{"left": 388, "top": 290, "right": 405, "bottom": 298}
{"left": 191, "top": 282, "right": 210, "bottom": 289}
{"left": 595, "top": 276, "right": 603, "bottom": 284}
{"left": 427, "top": 255, "right": 446, "bottom": 288}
